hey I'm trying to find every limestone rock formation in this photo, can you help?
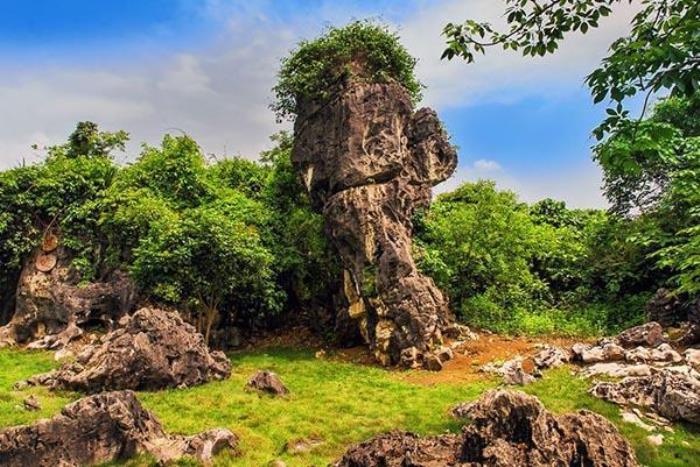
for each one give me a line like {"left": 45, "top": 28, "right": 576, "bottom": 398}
{"left": 333, "top": 430, "right": 461, "bottom": 466}
{"left": 615, "top": 321, "right": 665, "bottom": 348}
{"left": 0, "top": 245, "right": 136, "bottom": 348}
{"left": 0, "top": 390, "right": 237, "bottom": 466}
{"left": 458, "top": 390, "right": 639, "bottom": 467}
{"left": 335, "top": 390, "right": 639, "bottom": 466}
{"left": 246, "top": 370, "right": 289, "bottom": 396}
{"left": 591, "top": 369, "right": 700, "bottom": 425}
{"left": 26, "top": 306, "right": 231, "bottom": 392}
{"left": 292, "top": 79, "right": 460, "bottom": 368}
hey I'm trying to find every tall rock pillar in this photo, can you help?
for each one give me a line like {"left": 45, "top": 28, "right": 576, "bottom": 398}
{"left": 292, "top": 79, "right": 465, "bottom": 368}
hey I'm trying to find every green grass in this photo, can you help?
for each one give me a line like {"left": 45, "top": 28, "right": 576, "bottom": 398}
{"left": 1, "top": 347, "right": 699, "bottom": 466}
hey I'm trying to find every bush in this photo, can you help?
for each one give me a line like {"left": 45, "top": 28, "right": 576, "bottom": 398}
{"left": 272, "top": 20, "right": 422, "bottom": 120}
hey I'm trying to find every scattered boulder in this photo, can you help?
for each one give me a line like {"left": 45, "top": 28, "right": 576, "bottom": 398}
{"left": 333, "top": 430, "right": 460, "bottom": 467}
{"left": 573, "top": 339, "right": 626, "bottom": 363}
{"left": 24, "top": 307, "right": 231, "bottom": 392}
{"left": 646, "top": 289, "right": 684, "bottom": 326}
{"left": 458, "top": 390, "right": 639, "bottom": 466}
{"left": 0, "top": 390, "right": 237, "bottom": 466}
{"left": 647, "top": 434, "right": 664, "bottom": 446}
{"left": 615, "top": 322, "right": 664, "bottom": 349}
{"left": 246, "top": 370, "right": 288, "bottom": 396}
{"left": 0, "top": 245, "right": 136, "bottom": 348}
{"left": 675, "top": 322, "right": 700, "bottom": 347}
{"left": 582, "top": 362, "right": 652, "bottom": 378}
{"left": 532, "top": 345, "right": 570, "bottom": 369}
{"left": 481, "top": 357, "right": 538, "bottom": 385}
{"left": 336, "top": 390, "right": 639, "bottom": 466}
{"left": 292, "top": 74, "right": 459, "bottom": 369}
{"left": 591, "top": 369, "right": 700, "bottom": 425}
{"left": 620, "top": 410, "right": 654, "bottom": 431}
{"left": 624, "top": 343, "right": 682, "bottom": 363}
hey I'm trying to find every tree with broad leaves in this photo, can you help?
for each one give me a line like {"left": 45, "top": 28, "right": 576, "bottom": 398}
{"left": 442, "top": 0, "right": 700, "bottom": 139}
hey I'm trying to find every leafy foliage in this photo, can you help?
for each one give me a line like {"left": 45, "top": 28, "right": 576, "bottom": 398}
{"left": 272, "top": 21, "right": 422, "bottom": 120}
{"left": 443, "top": 0, "right": 700, "bottom": 138}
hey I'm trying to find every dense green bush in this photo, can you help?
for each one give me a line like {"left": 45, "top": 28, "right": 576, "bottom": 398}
{"left": 272, "top": 21, "right": 422, "bottom": 120}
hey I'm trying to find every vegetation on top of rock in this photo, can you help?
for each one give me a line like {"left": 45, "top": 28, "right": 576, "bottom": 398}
{"left": 272, "top": 20, "right": 422, "bottom": 120}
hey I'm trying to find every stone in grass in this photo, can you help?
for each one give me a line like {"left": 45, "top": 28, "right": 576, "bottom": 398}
{"left": 0, "top": 390, "right": 237, "bottom": 467}
{"left": 246, "top": 370, "right": 289, "bottom": 396}
{"left": 285, "top": 436, "right": 324, "bottom": 455}
{"left": 22, "top": 395, "right": 41, "bottom": 412}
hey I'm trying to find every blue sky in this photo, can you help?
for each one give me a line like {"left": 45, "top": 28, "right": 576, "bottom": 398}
{"left": 0, "top": 0, "right": 641, "bottom": 207}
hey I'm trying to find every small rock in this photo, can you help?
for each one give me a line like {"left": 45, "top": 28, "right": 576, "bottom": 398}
{"left": 579, "top": 340, "right": 626, "bottom": 363}
{"left": 315, "top": 350, "right": 326, "bottom": 359}
{"left": 424, "top": 353, "right": 443, "bottom": 372}
{"left": 647, "top": 434, "right": 664, "bottom": 446}
{"left": 616, "top": 322, "right": 664, "bottom": 349}
{"left": 435, "top": 346, "right": 454, "bottom": 362}
{"left": 12, "top": 381, "right": 29, "bottom": 391}
{"left": 285, "top": 436, "right": 323, "bottom": 455}
{"left": 620, "top": 410, "right": 653, "bottom": 431}
{"left": 684, "top": 348, "right": 700, "bottom": 369}
{"left": 22, "top": 395, "right": 41, "bottom": 412}
{"left": 246, "top": 371, "right": 289, "bottom": 396}
{"left": 533, "top": 345, "right": 570, "bottom": 369}
{"left": 482, "top": 357, "right": 537, "bottom": 385}
{"left": 399, "top": 346, "right": 424, "bottom": 369}
{"left": 582, "top": 363, "right": 652, "bottom": 378}
{"left": 269, "top": 460, "right": 287, "bottom": 467}
{"left": 54, "top": 348, "right": 75, "bottom": 362}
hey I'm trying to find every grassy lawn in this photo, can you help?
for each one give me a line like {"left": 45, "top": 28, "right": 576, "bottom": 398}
{"left": 1, "top": 347, "right": 699, "bottom": 466}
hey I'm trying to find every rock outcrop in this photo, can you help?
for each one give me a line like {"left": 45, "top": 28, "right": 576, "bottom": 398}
{"left": 0, "top": 390, "right": 237, "bottom": 466}
{"left": 335, "top": 390, "right": 639, "bottom": 466}
{"left": 0, "top": 243, "right": 136, "bottom": 348}
{"left": 591, "top": 369, "right": 700, "bottom": 425}
{"left": 25, "top": 307, "right": 231, "bottom": 392}
{"left": 292, "top": 77, "right": 460, "bottom": 368}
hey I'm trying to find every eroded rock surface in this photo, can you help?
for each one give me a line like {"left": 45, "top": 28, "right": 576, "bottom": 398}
{"left": 0, "top": 245, "right": 136, "bottom": 348}
{"left": 591, "top": 369, "right": 700, "bottom": 425}
{"left": 292, "top": 78, "right": 460, "bottom": 368}
{"left": 0, "top": 391, "right": 237, "bottom": 466}
{"left": 336, "top": 390, "right": 638, "bottom": 466}
{"left": 26, "top": 306, "right": 231, "bottom": 392}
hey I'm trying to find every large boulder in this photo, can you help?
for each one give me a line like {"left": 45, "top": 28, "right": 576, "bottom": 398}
{"left": 246, "top": 370, "right": 289, "bottom": 396}
{"left": 335, "top": 390, "right": 639, "bottom": 467}
{"left": 292, "top": 76, "right": 461, "bottom": 369}
{"left": 0, "top": 390, "right": 237, "bottom": 466}
{"left": 0, "top": 244, "right": 136, "bottom": 348}
{"left": 457, "top": 390, "right": 638, "bottom": 466}
{"left": 26, "top": 306, "right": 231, "bottom": 392}
{"left": 615, "top": 321, "right": 664, "bottom": 349}
{"left": 591, "top": 368, "right": 700, "bottom": 425}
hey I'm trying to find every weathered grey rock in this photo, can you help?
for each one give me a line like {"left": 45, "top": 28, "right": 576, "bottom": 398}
{"left": 0, "top": 391, "right": 237, "bottom": 466}
{"left": 685, "top": 348, "right": 700, "bottom": 370}
{"left": 582, "top": 362, "right": 653, "bottom": 378}
{"left": 532, "top": 345, "right": 570, "bottom": 369}
{"left": 0, "top": 245, "right": 136, "bottom": 348}
{"left": 337, "top": 390, "right": 639, "bottom": 466}
{"left": 624, "top": 343, "right": 682, "bottom": 364}
{"left": 246, "top": 370, "right": 288, "bottom": 396}
{"left": 292, "top": 77, "right": 458, "bottom": 369}
{"left": 26, "top": 307, "right": 231, "bottom": 392}
{"left": 572, "top": 339, "right": 625, "bottom": 363}
{"left": 591, "top": 369, "right": 700, "bottom": 425}
{"left": 616, "top": 322, "right": 665, "bottom": 349}
{"left": 481, "top": 357, "right": 537, "bottom": 385}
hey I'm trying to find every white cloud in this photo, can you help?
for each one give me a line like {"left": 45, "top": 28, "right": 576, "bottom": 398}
{"left": 473, "top": 159, "right": 501, "bottom": 171}
{"left": 0, "top": 0, "right": 636, "bottom": 207}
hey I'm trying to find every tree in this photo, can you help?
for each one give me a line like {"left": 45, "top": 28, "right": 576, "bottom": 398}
{"left": 130, "top": 205, "right": 278, "bottom": 342}
{"left": 443, "top": 0, "right": 700, "bottom": 138}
